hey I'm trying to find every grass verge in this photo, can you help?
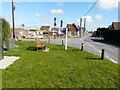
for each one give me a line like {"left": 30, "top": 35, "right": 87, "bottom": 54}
{"left": 2, "top": 41, "right": 120, "bottom": 88}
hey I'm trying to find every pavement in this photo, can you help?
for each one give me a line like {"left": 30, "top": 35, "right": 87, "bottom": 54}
{"left": 0, "top": 56, "right": 20, "bottom": 69}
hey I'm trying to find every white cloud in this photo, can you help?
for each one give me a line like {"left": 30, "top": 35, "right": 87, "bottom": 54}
{"left": 95, "top": 14, "right": 103, "bottom": 21}
{"left": 15, "top": 1, "right": 20, "bottom": 4}
{"left": 42, "top": 18, "right": 53, "bottom": 25}
{"left": 35, "top": 13, "right": 41, "bottom": 17}
{"left": 82, "top": 15, "right": 94, "bottom": 23}
{"left": 97, "top": 0, "right": 119, "bottom": 10}
{"left": 56, "top": 2, "right": 64, "bottom": 7}
{"left": 76, "top": 15, "right": 94, "bottom": 27}
{"left": 50, "top": 9, "right": 64, "bottom": 15}
{"left": 88, "top": 5, "right": 92, "bottom": 8}
{"left": 76, "top": 19, "right": 80, "bottom": 24}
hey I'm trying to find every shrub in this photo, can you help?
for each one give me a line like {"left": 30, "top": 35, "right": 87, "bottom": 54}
{"left": 0, "top": 18, "right": 11, "bottom": 41}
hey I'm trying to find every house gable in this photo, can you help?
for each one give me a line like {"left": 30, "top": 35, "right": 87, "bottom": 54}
{"left": 40, "top": 26, "right": 50, "bottom": 31}
{"left": 112, "top": 22, "right": 120, "bottom": 30}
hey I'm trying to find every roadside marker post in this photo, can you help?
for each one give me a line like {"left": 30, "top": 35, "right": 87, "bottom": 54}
{"left": 101, "top": 49, "right": 105, "bottom": 60}
{"left": 62, "top": 39, "right": 64, "bottom": 45}
{"left": 48, "top": 38, "right": 50, "bottom": 43}
{"left": 65, "top": 28, "right": 68, "bottom": 50}
{"left": 81, "top": 43, "right": 84, "bottom": 51}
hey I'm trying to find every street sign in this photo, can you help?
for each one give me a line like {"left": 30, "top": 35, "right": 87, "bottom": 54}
{"left": 78, "top": 28, "right": 81, "bottom": 31}
{"left": 60, "top": 20, "right": 63, "bottom": 27}
{"left": 54, "top": 18, "right": 57, "bottom": 26}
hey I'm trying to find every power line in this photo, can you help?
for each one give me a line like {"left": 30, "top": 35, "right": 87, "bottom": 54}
{"left": 84, "top": 0, "right": 99, "bottom": 16}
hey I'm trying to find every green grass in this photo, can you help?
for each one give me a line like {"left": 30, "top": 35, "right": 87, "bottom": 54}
{"left": 2, "top": 41, "right": 120, "bottom": 88}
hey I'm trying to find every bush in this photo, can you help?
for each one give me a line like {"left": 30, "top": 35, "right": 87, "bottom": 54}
{"left": 0, "top": 18, "right": 11, "bottom": 41}
{"left": 96, "top": 27, "right": 120, "bottom": 43}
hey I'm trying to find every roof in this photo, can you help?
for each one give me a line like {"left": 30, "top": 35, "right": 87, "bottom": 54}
{"left": 29, "top": 29, "right": 36, "bottom": 31}
{"left": 41, "top": 26, "right": 50, "bottom": 29}
{"left": 112, "top": 22, "right": 120, "bottom": 30}
{"left": 67, "top": 24, "right": 72, "bottom": 28}
{"left": 38, "top": 30, "right": 48, "bottom": 32}
{"left": 11, "top": 28, "right": 28, "bottom": 32}
{"left": 66, "top": 23, "right": 79, "bottom": 29}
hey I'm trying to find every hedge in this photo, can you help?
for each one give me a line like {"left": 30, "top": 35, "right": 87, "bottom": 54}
{"left": 96, "top": 28, "right": 120, "bottom": 43}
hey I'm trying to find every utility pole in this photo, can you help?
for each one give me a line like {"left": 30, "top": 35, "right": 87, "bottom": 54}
{"left": 80, "top": 18, "right": 82, "bottom": 38}
{"left": 83, "top": 18, "right": 86, "bottom": 36}
{"left": 12, "top": 0, "right": 15, "bottom": 38}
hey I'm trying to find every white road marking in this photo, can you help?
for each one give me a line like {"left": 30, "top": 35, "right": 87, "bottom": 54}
{"left": 87, "top": 43, "right": 118, "bottom": 64}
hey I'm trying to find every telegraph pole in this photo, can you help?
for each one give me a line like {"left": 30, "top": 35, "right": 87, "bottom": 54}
{"left": 80, "top": 18, "right": 82, "bottom": 38}
{"left": 83, "top": 18, "right": 86, "bottom": 36}
{"left": 12, "top": 0, "right": 15, "bottom": 38}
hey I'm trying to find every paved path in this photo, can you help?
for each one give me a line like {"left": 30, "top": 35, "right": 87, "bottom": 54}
{"left": 0, "top": 56, "right": 20, "bottom": 69}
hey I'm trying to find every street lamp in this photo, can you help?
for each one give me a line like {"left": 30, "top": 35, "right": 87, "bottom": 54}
{"left": 12, "top": 0, "right": 15, "bottom": 38}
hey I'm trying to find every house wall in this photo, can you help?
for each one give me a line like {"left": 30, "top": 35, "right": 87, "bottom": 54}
{"left": 12, "top": 28, "right": 28, "bottom": 38}
{"left": 68, "top": 26, "right": 77, "bottom": 36}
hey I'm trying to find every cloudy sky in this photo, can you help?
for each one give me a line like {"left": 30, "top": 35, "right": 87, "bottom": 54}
{"left": 0, "top": 0, "right": 119, "bottom": 31}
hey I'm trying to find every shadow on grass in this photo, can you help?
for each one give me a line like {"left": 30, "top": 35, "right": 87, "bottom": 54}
{"left": 85, "top": 57, "right": 103, "bottom": 60}
{"left": 72, "top": 49, "right": 80, "bottom": 51}
{"left": 56, "top": 45, "right": 63, "bottom": 46}
{"left": 26, "top": 47, "right": 37, "bottom": 51}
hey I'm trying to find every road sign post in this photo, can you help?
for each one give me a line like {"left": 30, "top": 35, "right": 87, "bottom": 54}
{"left": 65, "top": 28, "right": 68, "bottom": 50}
{"left": 80, "top": 18, "right": 82, "bottom": 38}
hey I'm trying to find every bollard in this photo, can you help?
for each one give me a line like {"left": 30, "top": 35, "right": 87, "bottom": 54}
{"left": 54, "top": 35, "right": 56, "bottom": 39}
{"left": 81, "top": 43, "right": 84, "bottom": 51}
{"left": 48, "top": 38, "right": 50, "bottom": 43}
{"left": 62, "top": 40, "right": 64, "bottom": 45}
{"left": 101, "top": 49, "right": 105, "bottom": 60}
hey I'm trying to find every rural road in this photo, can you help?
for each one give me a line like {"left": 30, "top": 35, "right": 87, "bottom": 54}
{"left": 21, "top": 36, "right": 119, "bottom": 64}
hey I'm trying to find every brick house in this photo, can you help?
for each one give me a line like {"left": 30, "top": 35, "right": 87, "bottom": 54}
{"left": 51, "top": 27, "right": 59, "bottom": 32}
{"left": 48, "top": 27, "right": 59, "bottom": 37}
{"left": 29, "top": 29, "right": 37, "bottom": 36}
{"left": 11, "top": 28, "right": 28, "bottom": 38}
{"left": 66, "top": 23, "right": 79, "bottom": 36}
{"left": 109, "top": 22, "right": 120, "bottom": 30}
{"left": 40, "top": 26, "right": 51, "bottom": 31}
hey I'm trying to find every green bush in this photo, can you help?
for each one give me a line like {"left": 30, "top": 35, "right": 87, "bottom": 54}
{"left": 0, "top": 18, "right": 11, "bottom": 40}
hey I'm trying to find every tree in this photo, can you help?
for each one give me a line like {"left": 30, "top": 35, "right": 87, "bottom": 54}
{"left": 96, "top": 28, "right": 101, "bottom": 37}
{"left": 0, "top": 18, "right": 11, "bottom": 40}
